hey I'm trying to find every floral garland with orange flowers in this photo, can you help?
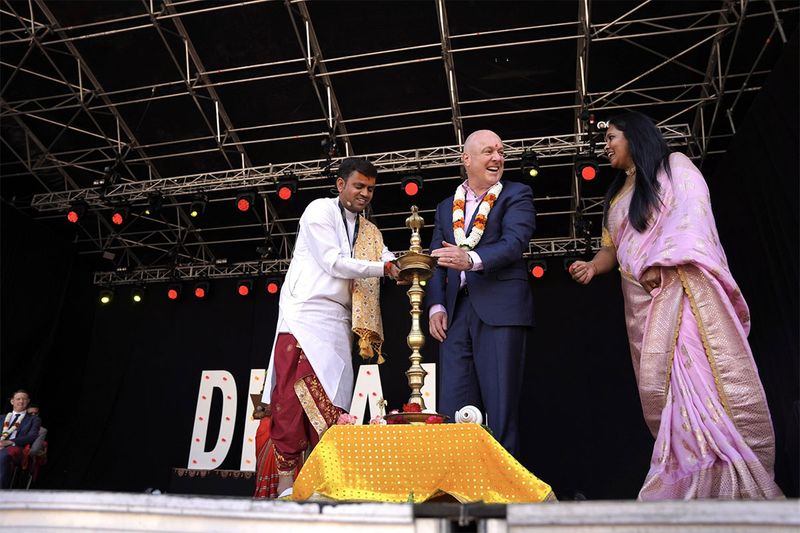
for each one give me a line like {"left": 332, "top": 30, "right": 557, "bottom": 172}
{"left": 1, "top": 412, "right": 24, "bottom": 440}
{"left": 452, "top": 181, "right": 503, "bottom": 250}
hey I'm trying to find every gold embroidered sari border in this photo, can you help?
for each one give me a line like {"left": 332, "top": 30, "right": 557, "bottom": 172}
{"left": 676, "top": 266, "right": 734, "bottom": 420}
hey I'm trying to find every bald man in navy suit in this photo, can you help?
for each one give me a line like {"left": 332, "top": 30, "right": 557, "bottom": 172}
{"left": 428, "top": 130, "right": 535, "bottom": 456}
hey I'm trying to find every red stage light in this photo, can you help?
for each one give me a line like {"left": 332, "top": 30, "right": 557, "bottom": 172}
{"left": 277, "top": 186, "right": 293, "bottom": 200}
{"left": 277, "top": 174, "right": 298, "bottom": 201}
{"left": 266, "top": 277, "right": 281, "bottom": 295}
{"left": 66, "top": 202, "right": 87, "bottom": 224}
{"left": 194, "top": 281, "right": 210, "bottom": 298}
{"left": 167, "top": 283, "right": 182, "bottom": 301}
{"left": 574, "top": 155, "right": 599, "bottom": 182}
{"left": 236, "top": 191, "right": 255, "bottom": 212}
{"left": 527, "top": 259, "right": 547, "bottom": 279}
{"left": 237, "top": 279, "right": 253, "bottom": 297}
{"left": 110, "top": 205, "right": 129, "bottom": 226}
{"left": 401, "top": 175, "right": 423, "bottom": 197}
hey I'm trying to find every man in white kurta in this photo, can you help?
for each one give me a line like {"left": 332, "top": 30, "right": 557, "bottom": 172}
{"left": 257, "top": 158, "right": 397, "bottom": 498}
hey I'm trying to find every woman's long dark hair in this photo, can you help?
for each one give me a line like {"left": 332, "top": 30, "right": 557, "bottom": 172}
{"left": 602, "top": 111, "right": 672, "bottom": 232}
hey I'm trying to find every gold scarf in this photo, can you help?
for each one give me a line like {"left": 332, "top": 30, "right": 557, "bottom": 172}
{"left": 351, "top": 215, "right": 386, "bottom": 364}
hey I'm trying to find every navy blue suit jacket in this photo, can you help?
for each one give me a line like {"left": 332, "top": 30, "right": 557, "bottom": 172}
{"left": 427, "top": 180, "right": 536, "bottom": 327}
{"left": 2, "top": 412, "right": 41, "bottom": 448}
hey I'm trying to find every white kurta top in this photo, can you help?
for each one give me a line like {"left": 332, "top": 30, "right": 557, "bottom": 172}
{"left": 263, "top": 197, "right": 394, "bottom": 409}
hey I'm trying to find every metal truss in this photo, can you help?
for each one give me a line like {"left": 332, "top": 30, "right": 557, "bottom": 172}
{"left": 93, "top": 257, "right": 291, "bottom": 286}
{"left": 29, "top": 124, "right": 692, "bottom": 211}
{"left": 93, "top": 234, "right": 604, "bottom": 286}
{"left": 1, "top": 0, "right": 795, "bottom": 286}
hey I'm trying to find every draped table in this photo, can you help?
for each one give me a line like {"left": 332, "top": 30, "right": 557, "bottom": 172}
{"left": 292, "top": 424, "right": 554, "bottom": 503}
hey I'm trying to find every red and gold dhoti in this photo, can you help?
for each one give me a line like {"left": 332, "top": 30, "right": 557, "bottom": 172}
{"left": 254, "top": 333, "right": 343, "bottom": 498}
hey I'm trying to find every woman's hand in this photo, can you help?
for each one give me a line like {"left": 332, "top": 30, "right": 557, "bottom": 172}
{"left": 569, "top": 260, "right": 597, "bottom": 285}
{"left": 639, "top": 266, "right": 661, "bottom": 293}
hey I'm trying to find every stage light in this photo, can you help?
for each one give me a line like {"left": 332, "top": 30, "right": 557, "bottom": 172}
{"left": 527, "top": 259, "right": 547, "bottom": 279}
{"left": 189, "top": 194, "right": 207, "bottom": 218}
{"left": 194, "top": 281, "right": 210, "bottom": 299}
{"left": 236, "top": 191, "right": 255, "bottom": 213}
{"left": 99, "top": 289, "right": 114, "bottom": 305}
{"left": 167, "top": 283, "right": 182, "bottom": 301}
{"left": 66, "top": 202, "right": 87, "bottom": 224}
{"left": 401, "top": 175, "right": 423, "bottom": 197}
{"left": 277, "top": 174, "right": 298, "bottom": 201}
{"left": 131, "top": 286, "right": 145, "bottom": 303}
{"left": 575, "top": 155, "right": 600, "bottom": 181}
{"left": 520, "top": 150, "right": 540, "bottom": 178}
{"left": 144, "top": 193, "right": 164, "bottom": 216}
{"left": 237, "top": 279, "right": 253, "bottom": 297}
{"left": 256, "top": 240, "right": 274, "bottom": 259}
{"left": 111, "top": 205, "right": 130, "bottom": 226}
{"left": 265, "top": 277, "right": 282, "bottom": 295}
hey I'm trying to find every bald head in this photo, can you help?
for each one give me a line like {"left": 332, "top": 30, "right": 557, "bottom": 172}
{"left": 462, "top": 129, "right": 505, "bottom": 193}
{"left": 463, "top": 130, "right": 501, "bottom": 153}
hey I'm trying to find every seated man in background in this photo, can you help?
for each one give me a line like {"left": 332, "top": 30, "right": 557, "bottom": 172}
{"left": 0, "top": 390, "right": 42, "bottom": 488}
{"left": 26, "top": 404, "right": 47, "bottom": 457}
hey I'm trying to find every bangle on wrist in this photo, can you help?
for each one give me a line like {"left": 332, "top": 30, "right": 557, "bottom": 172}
{"left": 383, "top": 261, "right": 394, "bottom": 276}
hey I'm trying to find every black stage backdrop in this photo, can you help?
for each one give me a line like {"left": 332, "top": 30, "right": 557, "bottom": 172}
{"left": 2, "top": 33, "right": 797, "bottom": 500}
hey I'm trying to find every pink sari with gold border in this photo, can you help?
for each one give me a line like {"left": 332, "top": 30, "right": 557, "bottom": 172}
{"left": 605, "top": 152, "right": 783, "bottom": 500}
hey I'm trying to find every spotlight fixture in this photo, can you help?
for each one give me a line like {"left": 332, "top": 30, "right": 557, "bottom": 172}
{"left": 235, "top": 191, "right": 256, "bottom": 213}
{"left": 189, "top": 194, "right": 207, "bottom": 218}
{"left": 401, "top": 175, "right": 423, "bottom": 197}
{"left": 256, "top": 239, "right": 274, "bottom": 259}
{"left": 321, "top": 133, "right": 338, "bottom": 158}
{"left": 131, "top": 286, "right": 145, "bottom": 303}
{"left": 520, "top": 150, "right": 540, "bottom": 178}
{"left": 575, "top": 154, "right": 600, "bottom": 181}
{"left": 265, "top": 276, "right": 282, "bottom": 295}
{"left": 111, "top": 205, "right": 130, "bottom": 226}
{"left": 527, "top": 259, "right": 547, "bottom": 279}
{"left": 144, "top": 193, "right": 164, "bottom": 216}
{"left": 99, "top": 288, "right": 114, "bottom": 305}
{"left": 194, "top": 281, "right": 210, "bottom": 299}
{"left": 277, "top": 173, "right": 299, "bottom": 201}
{"left": 66, "top": 202, "right": 87, "bottom": 224}
{"left": 166, "top": 283, "right": 182, "bottom": 301}
{"left": 237, "top": 279, "right": 254, "bottom": 297}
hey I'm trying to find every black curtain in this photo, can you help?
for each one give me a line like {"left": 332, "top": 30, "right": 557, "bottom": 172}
{"left": 0, "top": 203, "right": 97, "bottom": 486}
{"left": 702, "top": 30, "right": 800, "bottom": 496}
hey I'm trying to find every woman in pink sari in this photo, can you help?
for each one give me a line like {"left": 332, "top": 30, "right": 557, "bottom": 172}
{"left": 569, "top": 111, "right": 783, "bottom": 500}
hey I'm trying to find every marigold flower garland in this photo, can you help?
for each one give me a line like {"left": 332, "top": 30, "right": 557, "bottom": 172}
{"left": 1, "top": 412, "right": 24, "bottom": 440}
{"left": 452, "top": 182, "right": 503, "bottom": 250}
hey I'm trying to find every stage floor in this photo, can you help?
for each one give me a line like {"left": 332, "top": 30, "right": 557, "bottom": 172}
{"left": 1, "top": 491, "right": 799, "bottom": 532}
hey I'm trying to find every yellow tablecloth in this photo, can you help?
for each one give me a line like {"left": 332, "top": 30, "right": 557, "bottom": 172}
{"left": 292, "top": 424, "right": 554, "bottom": 503}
